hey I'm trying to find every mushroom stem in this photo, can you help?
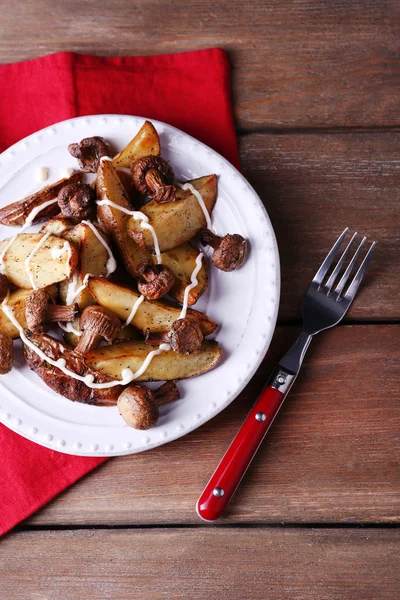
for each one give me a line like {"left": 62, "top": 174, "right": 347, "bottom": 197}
{"left": 153, "top": 381, "right": 180, "bottom": 406}
{"left": 137, "top": 260, "right": 175, "bottom": 300}
{"left": 199, "top": 228, "right": 249, "bottom": 272}
{"left": 75, "top": 305, "right": 121, "bottom": 356}
{"left": 46, "top": 303, "right": 78, "bottom": 323}
{"left": 131, "top": 156, "right": 176, "bottom": 203}
{"left": 144, "top": 318, "right": 203, "bottom": 354}
{"left": 145, "top": 168, "right": 176, "bottom": 204}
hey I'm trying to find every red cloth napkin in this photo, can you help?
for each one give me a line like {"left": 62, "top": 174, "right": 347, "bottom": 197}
{"left": 0, "top": 49, "right": 239, "bottom": 535}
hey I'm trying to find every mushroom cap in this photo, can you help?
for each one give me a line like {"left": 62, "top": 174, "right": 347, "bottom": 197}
{"left": 79, "top": 305, "right": 121, "bottom": 343}
{"left": 57, "top": 183, "right": 95, "bottom": 223}
{"left": 212, "top": 234, "right": 249, "bottom": 272}
{"left": 68, "top": 136, "right": 110, "bottom": 173}
{"left": 137, "top": 260, "right": 175, "bottom": 300}
{"left": 117, "top": 385, "right": 159, "bottom": 430}
{"left": 0, "top": 274, "right": 9, "bottom": 303}
{"left": 131, "top": 155, "right": 174, "bottom": 196}
{"left": 0, "top": 331, "right": 14, "bottom": 375}
{"left": 25, "top": 290, "right": 51, "bottom": 333}
{"left": 169, "top": 318, "right": 203, "bottom": 354}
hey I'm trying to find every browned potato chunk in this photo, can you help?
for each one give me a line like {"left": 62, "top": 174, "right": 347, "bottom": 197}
{"left": 85, "top": 339, "right": 221, "bottom": 382}
{"left": 0, "top": 234, "right": 78, "bottom": 289}
{"left": 87, "top": 277, "right": 217, "bottom": 336}
{"left": 0, "top": 172, "right": 81, "bottom": 227}
{"left": 157, "top": 243, "right": 208, "bottom": 306}
{"left": 112, "top": 120, "right": 160, "bottom": 168}
{"left": 127, "top": 175, "right": 217, "bottom": 253}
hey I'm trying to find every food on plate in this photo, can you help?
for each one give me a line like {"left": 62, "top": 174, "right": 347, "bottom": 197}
{"left": 74, "top": 305, "right": 121, "bottom": 356}
{"left": 117, "top": 382, "right": 180, "bottom": 430}
{"left": 0, "top": 233, "right": 78, "bottom": 289}
{"left": 144, "top": 317, "right": 203, "bottom": 355}
{"left": 0, "top": 287, "right": 57, "bottom": 338}
{"left": 199, "top": 229, "right": 248, "bottom": 272}
{"left": 0, "top": 119, "right": 248, "bottom": 429}
{"left": 127, "top": 174, "right": 217, "bottom": 253}
{"left": 131, "top": 155, "right": 176, "bottom": 204}
{"left": 68, "top": 136, "right": 110, "bottom": 173}
{"left": 0, "top": 172, "right": 81, "bottom": 227}
{"left": 0, "top": 331, "right": 14, "bottom": 375}
{"left": 87, "top": 277, "right": 217, "bottom": 336}
{"left": 25, "top": 289, "right": 78, "bottom": 333}
{"left": 136, "top": 259, "right": 175, "bottom": 300}
{"left": 84, "top": 339, "right": 222, "bottom": 381}
{"left": 57, "top": 182, "right": 96, "bottom": 223}
{"left": 112, "top": 120, "right": 160, "bottom": 168}
{"left": 156, "top": 243, "right": 208, "bottom": 306}
{"left": 96, "top": 157, "right": 150, "bottom": 276}
{"left": 23, "top": 333, "right": 122, "bottom": 405}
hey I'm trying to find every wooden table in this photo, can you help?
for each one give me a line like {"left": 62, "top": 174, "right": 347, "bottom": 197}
{"left": 1, "top": 2, "right": 399, "bottom": 598}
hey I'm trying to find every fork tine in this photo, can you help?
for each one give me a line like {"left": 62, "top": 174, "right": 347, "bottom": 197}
{"left": 325, "top": 231, "right": 358, "bottom": 293}
{"left": 313, "top": 227, "right": 349, "bottom": 285}
{"left": 343, "top": 242, "right": 375, "bottom": 302}
{"left": 335, "top": 236, "right": 366, "bottom": 296}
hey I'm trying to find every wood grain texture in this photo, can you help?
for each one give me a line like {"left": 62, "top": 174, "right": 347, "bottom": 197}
{"left": 1, "top": 528, "right": 399, "bottom": 600}
{"left": 0, "top": 1, "right": 400, "bottom": 129}
{"left": 240, "top": 131, "right": 400, "bottom": 322}
{"left": 28, "top": 325, "right": 400, "bottom": 526}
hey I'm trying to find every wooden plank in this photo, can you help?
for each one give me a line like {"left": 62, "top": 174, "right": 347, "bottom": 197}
{"left": 0, "top": 1, "right": 400, "bottom": 129}
{"left": 28, "top": 325, "right": 400, "bottom": 526}
{"left": 240, "top": 131, "right": 400, "bottom": 322}
{"left": 1, "top": 528, "right": 399, "bottom": 599}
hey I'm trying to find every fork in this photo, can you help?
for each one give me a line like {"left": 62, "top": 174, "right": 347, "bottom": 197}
{"left": 196, "top": 228, "right": 375, "bottom": 521}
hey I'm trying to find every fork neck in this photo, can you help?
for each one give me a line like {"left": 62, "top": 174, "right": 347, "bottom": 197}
{"left": 278, "top": 330, "right": 313, "bottom": 375}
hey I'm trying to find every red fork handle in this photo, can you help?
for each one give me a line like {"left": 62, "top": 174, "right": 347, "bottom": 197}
{"left": 196, "top": 381, "right": 289, "bottom": 522}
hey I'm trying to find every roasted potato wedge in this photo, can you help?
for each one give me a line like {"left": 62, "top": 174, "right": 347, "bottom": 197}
{"left": 88, "top": 277, "right": 217, "bottom": 336}
{"left": 85, "top": 339, "right": 222, "bottom": 382}
{"left": 0, "top": 286, "right": 57, "bottom": 338}
{"left": 112, "top": 120, "right": 160, "bottom": 168}
{"left": 23, "top": 333, "right": 122, "bottom": 405}
{"left": 0, "top": 234, "right": 78, "bottom": 289}
{"left": 157, "top": 243, "right": 208, "bottom": 306}
{"left": 40, "top": 217, "right": 74, "bottom": 235}
{"left": 127, "top": 174, "right": 217, "bottom": 253}
{"left": 0, "top": 172, "right": 81, "bottom": 227}
{"left": 96, "top": 159, "right": 149, "bottom": 277}
{"left": 59, "top": 222, "right": 112, "bottom": 309}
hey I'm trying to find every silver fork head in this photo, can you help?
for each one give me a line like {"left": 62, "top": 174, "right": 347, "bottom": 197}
{"left": 302, "top": 228, "right": 375, "bottom": 335}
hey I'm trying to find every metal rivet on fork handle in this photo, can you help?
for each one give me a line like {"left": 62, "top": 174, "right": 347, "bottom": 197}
{"left": 255, "top": 412, "right": 266, "bottom": 422}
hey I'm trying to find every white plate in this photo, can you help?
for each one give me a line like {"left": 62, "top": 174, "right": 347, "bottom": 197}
{"left": 0, "top": 115, "right": 280, "bottom": 456}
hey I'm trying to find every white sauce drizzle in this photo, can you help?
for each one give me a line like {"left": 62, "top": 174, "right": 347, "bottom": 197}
{"left": 25, "top": 232, "right": 52, "bottom": 289}
{"left": 36, "top": 167, "right": 49, "bottom": 182}
{"left": 177, "top": 182, "right": 213, "bottom": 230}
{"left": 96, "top": 199, "right": 162, "bottom": 264}
{"left": 179, "top": 252, "right": 204, "bottom": 319}
{"left": 1, "top": 300, "right": 171, "bottom": 389}
{"left": 58, "top": 321, "right": 83, "bottom": 337}
{"left": 51, "top": 240, "right": 70, "bottom": 259}
{"left": 0, "top": 197, "right": 59, "bottom": 274}
{"left": 62, "top": 167, "right": 75, "bottom": 178}
{"left": 123, "top": 294, "right": 145, "bottom": 328}
{"left": 81, "top": 220, "right": 117, "bottom": 276}
{"left": 65, "top": 272, "right": 93, "bottom": 305}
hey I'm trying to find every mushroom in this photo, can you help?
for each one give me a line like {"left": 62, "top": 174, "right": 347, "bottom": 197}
{"left": 131, "top": 156, "right": 176, "bottom": 203}
{"left": 199, "top": 229, "right": 248, "bottom": 272}
{"left": 0, "top": 331, "right": 14, "bottom": 375}
{"left": 0, "top": 274, "right": 9, "bottom": 303}
{"left": 25, "top": 290, "right": 79, "bottom": 334}
{"left": 117, "top": 381, "right": 180, "bottom": 429}
{"left": 137, "top": 259, "right": 175, "bottom": 300}
{"left": 75, "top": 305, "right": 121, "bottom": 356}
{"left": 57, "top": 182, "right": 96, "bottom": 223}
{"left": 144, "top": 318, "right": 203, "bottom": 355}
{"left": 68, "top": 136, "right": 110, "bottom": 173}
